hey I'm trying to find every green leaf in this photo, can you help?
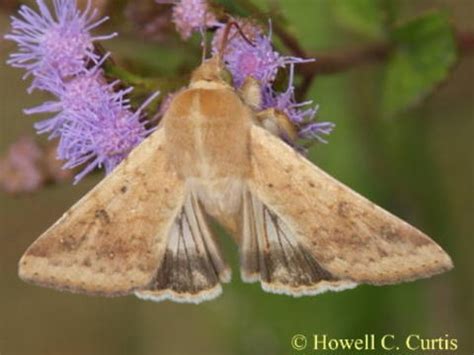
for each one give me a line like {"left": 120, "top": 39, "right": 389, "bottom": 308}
{"left": 332, "top": 0, "right": 388, "bottom": 39}
{"left": 382, "top": 11, "right": 457, "bottom": 116}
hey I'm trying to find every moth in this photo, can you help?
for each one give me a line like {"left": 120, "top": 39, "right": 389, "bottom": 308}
{"left": 19, "top": 49, "right": 453, "bottom": 304}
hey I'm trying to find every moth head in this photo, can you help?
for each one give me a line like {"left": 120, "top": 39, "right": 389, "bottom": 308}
{"left": 190, "top": 21, "right": 253, "bottom": 88}
{"left": 190, "top": 56, "right": 232, "bottom": 86}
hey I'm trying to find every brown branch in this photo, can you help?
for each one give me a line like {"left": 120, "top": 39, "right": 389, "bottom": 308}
{"left": 300, "top": 30, "right": 474, "bottom": 77}
{"left": 237, "top": 0, "right": 474, "bottom": 71}
{"left": 301, "top": 42, "right": 392, "bottom": 76}
{"left": 227, "top": 0, "right": 474, "bottom": 79}
{"left": 294, "top": 30, "right": 474, "bottom": 98}
{"left": 233, "top": 0, "right": 474, "bottom": 98}
{"left": 456, "top": 30, "right": 474, "bottom": 55}
{"left": 0, "top": 0, "right": 19, "bottom": 12}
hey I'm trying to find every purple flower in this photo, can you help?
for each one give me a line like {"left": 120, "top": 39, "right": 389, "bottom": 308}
{"left": 7, "top": 0, "right": 160, "bottom": 183}
{"left": 5, "top": 0, "right": 116, "bottom": 91}
{"left": 212, "top": 20, "right": 334, "bottom": 146}
{"left": 157, "top": 0, "right": 217, "bottom": 40}
{"left": 59, "top": 91, "right": 160, "bottom": 183}
{"left": 25, "top": 58, "right": 131, "bottom": 138}
{"left": 214, "top": 23, "right": 307, "bottom": 87}
{"left": 298, "top": 121, "right": 335, "bottom": 143}
{"left": 263, "top": 65, "right": 335, "bottom": 144}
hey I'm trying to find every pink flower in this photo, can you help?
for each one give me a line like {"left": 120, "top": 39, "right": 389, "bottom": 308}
{"left": 157, "top": 0, "right": 218, "bottom": 39}
{"left": 0, "top": 136, "right": 44, "bottom": 193}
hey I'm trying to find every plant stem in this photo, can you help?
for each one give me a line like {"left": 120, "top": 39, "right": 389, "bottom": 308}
{"left": 300, "top": 30, "right": 474, "bottom": 77}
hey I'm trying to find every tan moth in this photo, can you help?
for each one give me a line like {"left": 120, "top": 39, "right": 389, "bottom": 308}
{"left": 19, "top": 33, "right": 453, "bottom": 303}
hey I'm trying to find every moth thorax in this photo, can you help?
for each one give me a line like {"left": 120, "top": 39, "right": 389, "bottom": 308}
{"left": 190, "top": 57, "right": 230, "bottom": 86}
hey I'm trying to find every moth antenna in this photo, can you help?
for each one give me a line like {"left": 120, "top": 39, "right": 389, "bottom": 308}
{"left": 218, "top": 21, "right": 255, "bottom": 61}
{"left": 200, "top": 26, "right": 208, "bottom": 62}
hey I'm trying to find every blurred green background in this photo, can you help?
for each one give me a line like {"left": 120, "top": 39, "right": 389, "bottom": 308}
{"left": 0, "top": 0, "right": 472, "bottom": 354}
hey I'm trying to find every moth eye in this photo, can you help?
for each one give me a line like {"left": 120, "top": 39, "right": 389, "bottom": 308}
{"left": 221, "top": 68, "right": 233, "bottom": 85}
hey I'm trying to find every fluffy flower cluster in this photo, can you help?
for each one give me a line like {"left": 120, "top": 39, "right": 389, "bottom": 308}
{"left": 211, "top": 21, "right": 335, "bottom": 146}
{"left": 156, "top": 0, "right": 217, "bottom": 39}
{"left": 6, "top": 0, "right": 157, "bottom": 183}
{"left": 6, "top": 0, "right": 115, "bottom": 91}
{"left": 156, "top": 1, "right": 334, "bottom": 147}
{"left": 213, "top": 23, "right": 307, "bottom": 88}
{"left": 0, "top": 136, "right": 44, "bottom": 193}
{"left": 0, "top": 136, "right": 72, "bottom": 194}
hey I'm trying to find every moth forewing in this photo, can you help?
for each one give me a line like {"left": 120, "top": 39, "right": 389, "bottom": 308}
{"left": 247, "top": 125, "right": 453, "bottom": 286}
{"left": 18, "top": 129, "right": 187, "bottom": 296}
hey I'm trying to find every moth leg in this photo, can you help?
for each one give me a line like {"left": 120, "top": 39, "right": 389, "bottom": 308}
{"left": 239, "top": 76, "right": 262, "bottom": 110}
{"left": 240, "top": 189, "right": 357, "bottom": 296}
{"left": 255, "top": 108, "right": 299, "bottom": 143}
{"left": 135, "top": 192, "right": 231, "bottom": 304}
{"left": 239, "top": 76, "right": 298, "bottom": 142}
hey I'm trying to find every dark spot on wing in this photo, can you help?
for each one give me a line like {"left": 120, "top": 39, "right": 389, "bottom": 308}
{"left": 59, "top": 234, "right": 87, "bottom": 252}
{"left": 380, "top": 225, "right": 398, "bottom": 242}
{"left": 377, "top": 246, "right": 389, "bottom": 257}
{"left": 27, "top": 244, "right": 48, "bottom": 258}
{"left": 337, "top": 201, "right": 352, "bottom": 218}
{"left": 95, "top": 209, "right": 111, "bottom": 224}
{"left": 82, "top": 257, "right": 92, "bottom": 267}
